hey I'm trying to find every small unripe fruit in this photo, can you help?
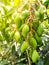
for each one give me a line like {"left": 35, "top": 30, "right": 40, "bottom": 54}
{"left": 21, "top": 10, "right": 29, "bottom": 20}
{"left": 37, "top": 25, "right": 44, "bottom": 36}
{"left": 38, "top": 5, "right": 46, "bottom": 21}
{"left": 19, "top": 24, "right": 25, "bottom": 31}
{"left": 34, "top": 11, "right": 39, "bottom": 19}
{"left": 22, "top": 24, "right": 29, "bottom": 37}
{"left": 38, "top": 5, "right": 46, "bottom": 14}
{"left": 35, "top": 33, "right": 42, "bottom": 44}
{"left": 10, "top": 31, "right": 15, "bottom": 38}
{"left": 32, "top": 50, "right": 39, "bottom": 63}
{"left": 15, "top": 16, "right": 22, "bottom": 28}
{"left": 30, "top": 37, "right": 37, "bottom": 49}
{"left": 14, "top": 31, "right": 20, "bottom": 42}
{"left": 29, "top": 49, "right": 33, "bottom": 58}
{"left": 21, "top": 41, "right": 28, "bottom": 53}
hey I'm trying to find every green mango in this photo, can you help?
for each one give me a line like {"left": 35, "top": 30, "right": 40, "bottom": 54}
{"left": 19, "top": 24, "right": 25, "bottom": 31}
{"left": 30, "top": 37, "right": 37, "bottom": 49}
{"left": 34, "top": 11, "right": 39, "bottom": 19}
{"left": 14, "top": 31, "right": 20, "bottom": 42}
{"left": 22, "top": 24, "right": 29, "bottom": 37}
{"left": 37, "top": 25, "right": 44, "bottom": 36}
{"left": 38, "top": 5, "right": 45, "bottom": 21}
{"left": 38, "top": 5, "right": 45, "bottom": 14}
{"left": 21, "top": 41, "right": 28, "bottom": 53}
{"left": 21, "top": 10, "right": 29, "bottom": 20}
{"left": 32, "top": 50, "right": 39, "bottom": 63}
{"left": 29, "top": 48, "right": 33, "bottom": 58}
{"left": 35, "top": 33, "right": 42, "bottom": 44}
{"left": 10, "top": 31, "right": 15, "bottom": 38}
{"left": 15, "top": 16, "right": 22, "bottom": 28}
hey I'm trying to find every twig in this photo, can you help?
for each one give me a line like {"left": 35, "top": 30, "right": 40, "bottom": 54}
{"left": 26, "top": 50, "right": 31, "bottom": 65}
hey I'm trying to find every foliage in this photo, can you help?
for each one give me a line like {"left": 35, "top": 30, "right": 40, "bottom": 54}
{"left": 0, "top": 0, "right": 49, "bottom": 65}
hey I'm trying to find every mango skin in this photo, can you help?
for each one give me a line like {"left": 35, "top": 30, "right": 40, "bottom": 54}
{"left": 19, "top": 24, "right": 25, "bottom": 31}
{"left": 21, "top": 10, "right": 29, "bottom": 20}
{"left": 14, "top": 31, "right": 20, "bottom": 42}
{"left": 21, "top": 41, "right": 28, "bottom": 53}
{"left": 22, "top": 24, "right": 29, "bottom": 37}
{"left": 37, "top": 25, "right": 44, "bottom": 36}
{"left": 32, "top": 50, "right": 39, "bottom": 63}
{"left": 15, "top": 16, "right": 22, "bottom": 28}
{"left": 35, "top": 33, "right": 42, "bottom": 44}
{"left": 30, "top": 37, "right": 37, "bottom": 49}
{"left": 34, "top": 11, "right": 39, "bottom": 19}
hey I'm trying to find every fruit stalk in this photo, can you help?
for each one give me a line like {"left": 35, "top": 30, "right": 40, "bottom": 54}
{"left": 26, "top": 50, "right": 31, "bottom": 65}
